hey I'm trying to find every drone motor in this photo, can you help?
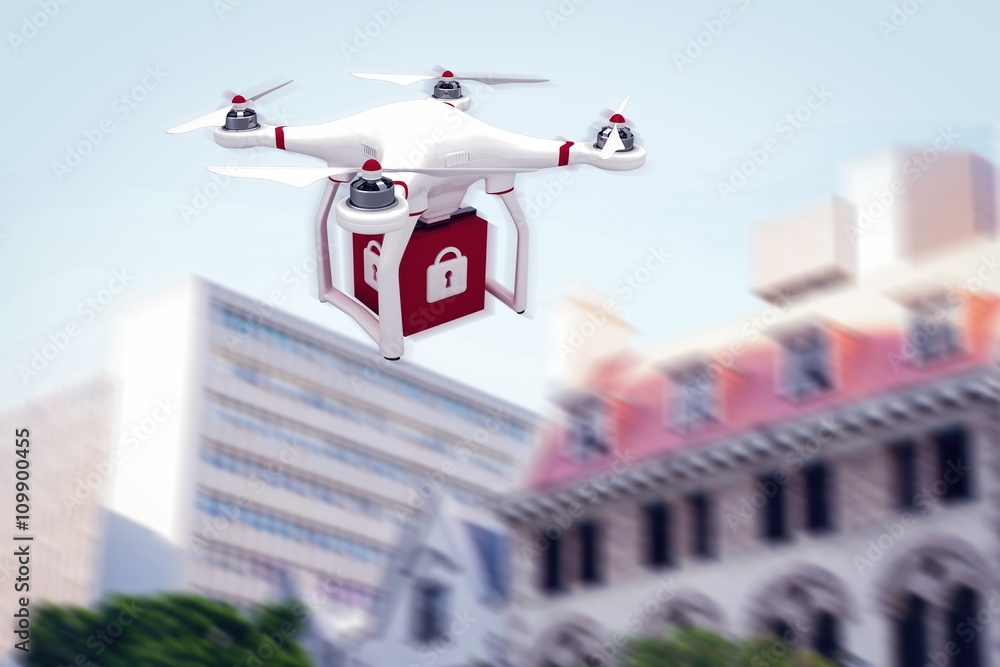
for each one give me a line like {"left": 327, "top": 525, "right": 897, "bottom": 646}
{"left": 431, "top": 71, "right": 463, "bottom": 101}
{"left": 348, "top": 160, "right": 398, "bottom": 210}
{"left": 595, "top": 113, "right": 635, "bottom": 152}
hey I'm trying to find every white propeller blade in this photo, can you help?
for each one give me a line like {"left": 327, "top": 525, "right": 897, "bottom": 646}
{"left": 614, "top": 95, "right": 631, "bottom": 117}
{"left": 247, "top": 79, "right": 294, "bottom": 101}
{"left": 599, "top": 94, "right": 631, "bottom": 159}
{"left": 167, "top": 79, "right": 294, "bottom": 134}
{"left": 352, "top": 72, "right": 549, "bottom": 86}
{"left": 208, "top": 164, "right": 536, "bottom": 188}
{"left": 208, "top": 166, "right": 355, "bottom": 188}
{"left": 167, "top": 106, "right": 231, "bottom": 135}
{"left": 352, "top": 72, "right": 438, "bottom": 86}
{"left": 600, "top": 127, "right": 626, "bottom": 159}
{"left": 457, "top": 75, "right": 549, "bottom": 85}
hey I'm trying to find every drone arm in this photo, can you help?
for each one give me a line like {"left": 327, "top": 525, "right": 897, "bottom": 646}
{"left": 213, "top": 122, "right": 369, "bottom": 166}
{"left": 213, "top": 125, "right": 283, "bottom": 150}
{"left": 565, "top": 141, "right": 647, "bottom": 171}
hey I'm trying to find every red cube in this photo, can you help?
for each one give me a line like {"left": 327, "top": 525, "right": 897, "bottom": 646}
{"left": 352, "top": 210, "right": 488, "bottom": 336}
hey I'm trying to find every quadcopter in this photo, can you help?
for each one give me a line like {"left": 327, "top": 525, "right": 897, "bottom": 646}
{"left": 168, "top": 70, "right": 646, "bottom": 360}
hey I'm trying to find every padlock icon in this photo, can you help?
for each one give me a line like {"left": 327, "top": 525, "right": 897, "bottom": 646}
{"left": 426, "top": 246, "right": 468, "bottom": 303}
{"left": 363, "top": 240, "right": 381, "bottom": 290}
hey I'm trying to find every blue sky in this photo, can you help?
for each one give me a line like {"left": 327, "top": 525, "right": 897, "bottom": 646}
{"left": 2, "top": 0, "right": 998, "bottom": 411}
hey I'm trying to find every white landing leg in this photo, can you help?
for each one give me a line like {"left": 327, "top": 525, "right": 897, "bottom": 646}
{"left": 486, "top": 189, "right": 529, "bottom": 314}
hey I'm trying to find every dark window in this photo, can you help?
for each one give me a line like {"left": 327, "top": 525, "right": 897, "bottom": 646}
{"left": 644, "top": 502, "right": 673, "bottom": 567}
{"left": 890, "top": 440, "right": 918, "bottom": 510}
{"left": 935, "top": 426, "right": 972, "bottom": 501}
{"left": 782, "top": 328, "right": 832, "bottom": 400}
{"left": 413, "top": 582, "right": 448, "bottom": 643}
{"left": 814, "top": 611, "right": 839, "bottom": 660}
{"left": 672, "top": 363, "right": 718, "bottom": 432}
{"left": 896, "top": 594, "right": 927, "bottom": 667}
{"left": 568, "top": 397, "right": 609, "bottom": 461}
{"left": 805, "top": 462, "right": 833, "bottom": 533}
{"left": 949, "top": 587, "right": 982, "bottom": 667}
{"left": 760, "top": 472, "right": 787, "bottom": 542}
{"left": 688, "top": 493, "right": 714, "bottom": 558}
{"left": 542, "top": 532, "right": 562, "bottom": 594}
{"left": 580, "top": 521, "right": 602, "bottom": 584}
{"left": 909, "top": 300, "right": 960, "bottom": 364}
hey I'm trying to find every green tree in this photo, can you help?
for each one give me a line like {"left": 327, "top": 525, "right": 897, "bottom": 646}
{"left": 620, "top": 626, "right": 835, "bottom": 667}
{"left": 24, "top": 592, "right": 315, "bottom": 667}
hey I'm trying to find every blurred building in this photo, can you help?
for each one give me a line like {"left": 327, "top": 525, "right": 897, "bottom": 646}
{"left": 0, "top": 374, "right": 117, "bottom": 609}
{"left": 502, "top": 149, "right": 1000, "bottom": 667}
{"left": 351, "top": 495, "right": 511, "bottom": 667}
{"left": 103, "top": 278, "right": 538, "bottom": 627}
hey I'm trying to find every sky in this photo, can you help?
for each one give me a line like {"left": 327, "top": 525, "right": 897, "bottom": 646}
{"left": 2, "top": 0, "right": 999, "bottom": 412}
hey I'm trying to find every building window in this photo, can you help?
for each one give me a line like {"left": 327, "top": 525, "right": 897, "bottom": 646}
{"left": 781, "top": 328, "right": 832, "bottom": 400}
{"left": 541, "top": 532, "right": 563, "bottom": 594}
{"left": 949, "top": 587, "right": 982, "bottom": 667}
{"left": 566, "top": 396, "right": 610, "bottom": 461}
{"left": 907, "top": 297, "right": 960, "bottom": 365}
{"left": 935, "top": 425, "right": 972, "bottom": 501}
{"left": 759, "top": 472, "right": 787, "bottom": 542}
{"left": 413, "top": 582, "right": 449, "bottom": 643}
{"left": 890, "top": 440, "right": 917, "bottom": 510}
{"left": 671, "top": 363, "right": 718, "bottom": 432}
{"left": 814, "top": 610, "right": 840, "bottom": 660}
{"left": 688, "top": 493, "right": 714, "bottom": 559}
{"left": 896, "top": 594, "right": 927, "bottom": 667}
{"left": 805, "top": 462, "right": 833, "bottom": 533}
{"left": 643, "top": 502, "right": 673, "bottom": 567}
{"left": 579, "top": 521, "right": 602, "bottom": 585}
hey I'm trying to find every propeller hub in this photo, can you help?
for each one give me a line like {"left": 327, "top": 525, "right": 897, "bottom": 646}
{"left": 441, "top": 70, "right": 454, "bottom": 78}
{"left": 361, "top": 159, "right": 383, "bottom": 180}
{"left": 609, "top": 113, "right": 626, "bottom": 124}
{"left": 231, "top": 94, "right": 247, "bottom": 104}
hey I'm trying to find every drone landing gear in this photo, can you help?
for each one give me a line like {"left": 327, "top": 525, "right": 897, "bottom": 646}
{"left": 315, "top": 179, "right": 413, "bottom": 361}
{"left": 484, "top": 188, "right": 529, "bottom": 315}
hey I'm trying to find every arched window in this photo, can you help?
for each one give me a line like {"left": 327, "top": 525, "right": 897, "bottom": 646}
{"left": 949, "top": 586, "right": 983, "bottom": 667}
{"left": 896, "top": 594, "right": 927, "bottom": 667}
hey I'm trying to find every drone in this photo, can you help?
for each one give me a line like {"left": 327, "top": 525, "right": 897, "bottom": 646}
{"left": 167, "top": 70, "right": 646, "bottom": 360}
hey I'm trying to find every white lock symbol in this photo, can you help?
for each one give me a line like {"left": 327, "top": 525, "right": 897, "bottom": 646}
{"left": 426, "top": 246, "right": 467, "bottom": 303}
{"left": 363, "top": 240, "right": 381, "bottom": 290}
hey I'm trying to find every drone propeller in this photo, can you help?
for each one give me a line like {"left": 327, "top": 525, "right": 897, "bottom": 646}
{"left": 352, "top": 70, "right": 549, "bottom": 86}
{"left": 208, "top": 159, "right": 535, "bottom": 188}
{"left": 600, "top": 95, "right": 631, "bottom": 159}
{"left": 166, "top": 80, "right": 294, "bottom": 134}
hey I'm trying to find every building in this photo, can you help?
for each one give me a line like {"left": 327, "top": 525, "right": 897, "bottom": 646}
{"left": 0, "top": 374, "right": 117, "bottom": 666}
{"left": 103, "top": 278, "right": 538, "bottom": 628}
{"left": 501, "top": 149, "right": 1000, "bottom": 667}
{"left": 0, "top": 374, "right": 117, "bottom": 608}
{"left": 351, "top": 495, "right": 511, "bottom": 667}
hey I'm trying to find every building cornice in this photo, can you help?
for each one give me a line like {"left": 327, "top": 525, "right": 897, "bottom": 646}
{"left": 498, "top": 368, "right": 1000, "bottom": 522}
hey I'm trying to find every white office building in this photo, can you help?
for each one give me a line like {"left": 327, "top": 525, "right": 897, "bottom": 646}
{"left": 103, "top": 278, "right": 538, "bottom": 627}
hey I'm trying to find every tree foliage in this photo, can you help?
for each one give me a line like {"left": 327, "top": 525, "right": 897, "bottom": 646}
{"left": 23, "top": 593, "right": 315, "bottom": 667}
{"left": 620, "top": 626, "right": 836, "bottom": 667}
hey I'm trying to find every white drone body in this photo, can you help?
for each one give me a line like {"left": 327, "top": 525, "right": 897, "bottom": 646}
{"left": 168, "top": 72, "right": 646, "bottom": 359}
